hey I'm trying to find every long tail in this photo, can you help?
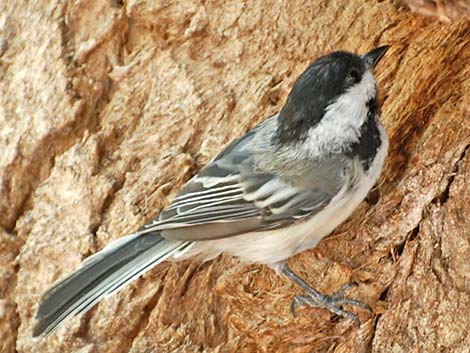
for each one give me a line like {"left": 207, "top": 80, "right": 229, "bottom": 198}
{"left": 33, "top": 232, "right": 190, "bottom": 337}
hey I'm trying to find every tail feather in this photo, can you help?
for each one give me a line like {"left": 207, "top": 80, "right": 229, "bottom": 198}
{"left": 33, "top": 232, "right": 189, "bottom": 337}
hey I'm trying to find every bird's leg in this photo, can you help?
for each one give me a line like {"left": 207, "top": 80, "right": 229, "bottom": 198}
{"left": 281, "top": 263, "right": 371, "bottom": 324}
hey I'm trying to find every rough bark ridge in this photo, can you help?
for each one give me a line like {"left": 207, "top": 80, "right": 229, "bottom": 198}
{"left": 402, "top": 0, "right": 470, "bottom": 21}
{"left": 1, "top": 1, "right": 469, "bottom": 352}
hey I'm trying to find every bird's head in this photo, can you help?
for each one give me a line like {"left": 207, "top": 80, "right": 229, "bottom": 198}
{"left": 275, "top": 46, "right": 389, "bottom": 149}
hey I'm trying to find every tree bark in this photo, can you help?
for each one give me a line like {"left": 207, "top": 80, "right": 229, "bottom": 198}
{"left": 1, "top": 1, "right": 469, "bottom": 352}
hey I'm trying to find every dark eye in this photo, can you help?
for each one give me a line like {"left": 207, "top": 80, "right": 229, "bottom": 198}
{"left": 348, "top": 68, "right": 362, "bottom": 84}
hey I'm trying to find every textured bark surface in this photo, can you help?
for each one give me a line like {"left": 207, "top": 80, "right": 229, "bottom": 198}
{"left": 402, "top": 0, "right": 470, "bottom": 22}
{"left": 403, "top": 0, "right": 470, "bottom": 22}
{"left": 1, "top": 1, "right": 469, "bottom": 352}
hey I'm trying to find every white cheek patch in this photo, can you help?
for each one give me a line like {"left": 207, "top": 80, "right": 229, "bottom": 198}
{"left": 300, "top": 70, "right": 377, "bottom": 156}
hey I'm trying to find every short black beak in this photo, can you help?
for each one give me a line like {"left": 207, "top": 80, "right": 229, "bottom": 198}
{"left": 363, "top": 45, "right": 390, "bottom": 69}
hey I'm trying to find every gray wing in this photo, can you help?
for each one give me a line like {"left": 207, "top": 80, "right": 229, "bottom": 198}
{"left": 142, "top": 119, "right": 353, "bottom": 241}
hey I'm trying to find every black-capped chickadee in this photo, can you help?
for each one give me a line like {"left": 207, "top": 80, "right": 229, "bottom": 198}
{"left": 33, "top": 46, "right": 390, "bottom": 337}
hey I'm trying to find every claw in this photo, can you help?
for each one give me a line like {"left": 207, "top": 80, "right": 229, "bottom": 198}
{"left": 290, "top": 296, "right": 300, "bottom": 317}
{"left": 290, "top": 295, "right": 311, "bottom": 317}
{"left": 331, "top": 282, "right": 358, "bottom": 300}
{"left": 282, "top": 264, "right": 370, "bottom": 324}
{"left": 329, "top": 283, "right": 372, "bottom": 311}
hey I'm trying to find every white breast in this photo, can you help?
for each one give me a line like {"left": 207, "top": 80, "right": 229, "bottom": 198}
{"left": 176, "top": 125, "right": 388, "bottom": 266}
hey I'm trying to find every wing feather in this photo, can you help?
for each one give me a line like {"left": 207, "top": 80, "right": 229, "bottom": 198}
{"left": 139, "top": 115, "right": 354, "bottom": 241}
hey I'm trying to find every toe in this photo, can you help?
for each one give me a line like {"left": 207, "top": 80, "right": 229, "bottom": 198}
{"left": 331, "top": 282, "right": 358, "bottom": 299}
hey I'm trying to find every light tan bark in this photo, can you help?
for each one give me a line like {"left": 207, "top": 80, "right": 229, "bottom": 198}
{"left": 1, "top": 1, "right": 469, "bottom": 352}
{"left": 402, "top": 0, "right": 470, "bottom": 21}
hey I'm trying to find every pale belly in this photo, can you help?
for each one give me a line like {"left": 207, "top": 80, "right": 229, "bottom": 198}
{"left": 175, "top": 128, "right": 388, "bottom": 266}
{"left": 179, "top": 174, "right": 371, "bottom": 265}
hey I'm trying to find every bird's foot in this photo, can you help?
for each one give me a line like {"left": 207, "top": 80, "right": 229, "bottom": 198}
{"left": 282, "top": 264, "right": 371, "bottom": 325}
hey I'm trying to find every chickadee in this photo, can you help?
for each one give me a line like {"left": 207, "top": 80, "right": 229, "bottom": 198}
{"left": 33, "top": 46, "right": 389, "bottom": 337}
